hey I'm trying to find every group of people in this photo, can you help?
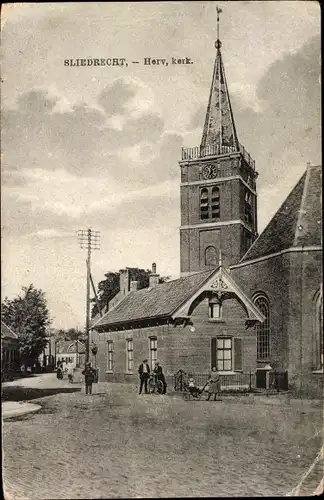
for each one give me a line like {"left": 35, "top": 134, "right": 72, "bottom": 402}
{"left": 138, "top": 359, "right": 167, "bottom": 395}
{"left": 56, "top": 359, "right": 97, "bottom": 394}
{"left": 56, "top": 356, "right": 220, "bottom": 400}
{"left": 56, "top": 359, "right": 75, "bottom": 382}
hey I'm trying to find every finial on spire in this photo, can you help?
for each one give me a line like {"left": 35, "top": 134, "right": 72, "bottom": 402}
{"left": 215, "top": 6, "right": 223, "bottom": 50}
{"left": 218, "top": 248, "right": 222, "bottom": 267}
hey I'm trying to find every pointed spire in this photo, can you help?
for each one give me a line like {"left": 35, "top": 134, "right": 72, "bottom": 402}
{"left": 218, "top": 247, "right": 222, "bottom": 267}
{"left": 200, "top": 7, "right": 239, "bottom": 154}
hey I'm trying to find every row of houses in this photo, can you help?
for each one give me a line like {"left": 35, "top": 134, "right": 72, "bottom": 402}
{"left": 1, "top": 319, "right": 86, "bottom": 380}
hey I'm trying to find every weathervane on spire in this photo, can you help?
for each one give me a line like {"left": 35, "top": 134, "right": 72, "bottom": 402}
{"left": 215, "top": 5, "right": 223, "bottom": 50}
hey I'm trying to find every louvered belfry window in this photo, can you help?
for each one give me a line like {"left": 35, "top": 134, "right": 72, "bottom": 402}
{"left": 244, "top": 191, "right": 253, "bottom": 225}
{"left": 200, "top": 187, "right": 221, "bottom": 221}
{"left": 211, "top": 187, "right": 220, "bottom": 220}
{"left": 200, "top": 188, "right": 209, "bottom": 220}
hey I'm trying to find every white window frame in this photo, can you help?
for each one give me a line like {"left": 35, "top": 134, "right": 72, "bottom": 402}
{"left": 216, "top": 337, "right": 233, "bottom": 372}
{"left": 126, "top": 339, "right": 134, "bottom": 373}
{"left": 149, "top": 337, "right": 157, "bottom": 370}
{"left": 209, "top": 299, "right": 222, "bottom": 320}
{"left": 107, "top": 341, "right": 113, "bottom": 372}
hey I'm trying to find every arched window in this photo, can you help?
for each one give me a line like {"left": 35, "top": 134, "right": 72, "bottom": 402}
{"left": 205, "top": 246, "right": 217, "bottom": 267}
{"left": 211, "top": 187, "right": 220, "bottom": 220}
{"left": 314, "top": 288, "right": 323, "bottom": 370}
{"left": 200, "top": 188, "right": 209, "bottom": 220}
{"left": 254, "top": 294, "right": 270, "bottom": 360}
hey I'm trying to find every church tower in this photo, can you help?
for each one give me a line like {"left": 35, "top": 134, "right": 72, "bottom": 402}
{"left": 180, "top": 9, "right": 258, "bottom": 275}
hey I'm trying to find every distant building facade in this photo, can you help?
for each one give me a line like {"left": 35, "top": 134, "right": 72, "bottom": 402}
{"left": 1, "top": 321, "right": 20, "bottom": 380}
{"left": 55, "top": 339, "right": 86, "bottom": 368}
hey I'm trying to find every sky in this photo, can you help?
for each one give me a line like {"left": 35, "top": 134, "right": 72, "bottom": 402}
{"left": 1, "top": 1, "right": 321, "bottom": 329}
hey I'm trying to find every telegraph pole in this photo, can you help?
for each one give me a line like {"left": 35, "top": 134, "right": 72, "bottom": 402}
{"left": 77, "top": 228, "right": 100, "bottom": 363}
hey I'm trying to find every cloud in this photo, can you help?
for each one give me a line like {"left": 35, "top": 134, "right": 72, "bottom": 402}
{"left": 97, "top": 78, "right": 137, "bottom": 115}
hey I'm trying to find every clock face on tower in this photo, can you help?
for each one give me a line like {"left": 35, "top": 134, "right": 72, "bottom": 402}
{"left": 202, "top": 165, "right": 219, "bottom": 179}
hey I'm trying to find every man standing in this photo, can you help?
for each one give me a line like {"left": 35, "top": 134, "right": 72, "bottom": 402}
{"left": 138, "top": 359, "right": 150, "bottom": 394}
{"left": 154, "top": 362, "right": 167, "bottom": 394}
{"left": 82, "top": 362, "right": 96, "bottom": 395}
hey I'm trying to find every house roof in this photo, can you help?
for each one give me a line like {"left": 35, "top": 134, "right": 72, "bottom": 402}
{"left": 1, "top": 321, "right": 18, "bottom": 340}
{"left": 240, "top": 165, "right": 322, "bottom": 263}
{"left": 94, "top": 270, "right": 214, "bottom": 330}
{"left": 56, "top": 339, "right": 86, "bottom": 354}
{"left": 94, "top": 265, "right": 265, "bottom": 331}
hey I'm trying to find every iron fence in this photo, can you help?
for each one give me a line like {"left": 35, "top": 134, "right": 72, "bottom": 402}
{"left": 181, "top": 143, "right": 255, "bottom": 170}
{"left": 174, "top": 370, "right": 289, "bottom": 394}
{"left": 173, "top": 370, "right": 256, "bottom": 393}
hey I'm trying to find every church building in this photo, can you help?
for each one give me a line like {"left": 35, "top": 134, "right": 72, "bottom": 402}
{"left": 91, "top": 23, "right": 322, "bottom": 398}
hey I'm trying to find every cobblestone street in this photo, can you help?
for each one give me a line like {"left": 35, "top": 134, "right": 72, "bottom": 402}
{"left": 2, "top": 376, "right": 323, "bottom": 498}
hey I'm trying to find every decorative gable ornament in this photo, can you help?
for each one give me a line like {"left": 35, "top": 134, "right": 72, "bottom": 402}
{"left": 209, "top": 277, "right": 228, "bottom": 290}
{"left": 172, "top": 265, "right": 265, "bottom": 325}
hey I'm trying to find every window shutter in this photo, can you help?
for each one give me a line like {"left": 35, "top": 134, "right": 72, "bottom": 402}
{"left": 234, "top": 338, "right": 243, "bottom": 371}
{"left": 211, "top": 337, "right": 217, "bottom": 369}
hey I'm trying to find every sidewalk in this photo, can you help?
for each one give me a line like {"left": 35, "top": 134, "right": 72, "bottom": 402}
{"left": 2, "top": 401, "right": 41, "bottom": 419}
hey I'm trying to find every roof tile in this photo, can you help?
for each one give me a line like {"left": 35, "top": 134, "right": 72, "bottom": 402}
{"left": 241, "top": 165, "right": 322, "bottom": 262}
{"left": 95, "top": 269, "right": 214, "bottom": 329}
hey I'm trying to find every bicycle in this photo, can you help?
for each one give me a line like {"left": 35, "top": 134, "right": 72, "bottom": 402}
{"left": 148, "top": 374, "right": 164, "bottom": 394}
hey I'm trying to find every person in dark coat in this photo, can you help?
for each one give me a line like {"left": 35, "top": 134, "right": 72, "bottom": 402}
{"left": 154, "top": 362, "right": 167, "bottom": 394}
{"left": 82, "top": 362, "right": 96, "bottom": 395}
{"left": 138, "top": 359, "right": 150, "bottom": 394}
{"left": 56, "top": 362, "right": 63, "bottom": 380}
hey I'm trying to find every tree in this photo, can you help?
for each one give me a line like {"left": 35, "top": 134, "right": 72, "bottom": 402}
{"left": 91, "top": 271, "right": 120, "bottom": 318}
{"left": 1, "top": 284, "right": 51, "bottom": 368}
{"left": 54, "top": 328, "right": 82, "bottom": 341}
{"left": 91, "top": 269, "right": 171, "bottom": 318}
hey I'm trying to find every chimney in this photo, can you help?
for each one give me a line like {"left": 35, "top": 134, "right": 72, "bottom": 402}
{"left": 119, "top": 268, "right": 130, "bottom": 296}
{"left": 130, "top": 280, "right": 139, "bottom": 292}
{"left": 149, "top": 262, "right": 160, "bottom": 288}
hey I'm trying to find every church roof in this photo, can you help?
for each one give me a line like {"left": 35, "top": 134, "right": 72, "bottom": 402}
{"left": 240, "top": 165, "right": 322, "bottom": 263}
{"left": 94, "top": 270, "right": 214, "bottom": 330}
{"left": 1, "top": 320, "right": 18, "bottom": 340}
{"left": 200, "top": 39, "right": 239, "bottom": 152}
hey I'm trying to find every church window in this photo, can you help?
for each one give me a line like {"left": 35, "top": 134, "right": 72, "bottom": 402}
{"left": 254, "top": 295, "right": 270, "bottom": 360}
{"left": 314, "top": 289, "right": 323, "bottom": 371}
{"left": 211, "top": 187, "right": 220, "bottom": 220}
{"left": 244, "top": 191, "right": 253, "bottom": 225}
{"left": 205, "top": 246, "right": 218, "bottom": 267}
{"left": 126, "top": 339, "right": 134, "bottom": 372}
{"left": 200, "top": 188, "right": 209, "bottom": 220}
